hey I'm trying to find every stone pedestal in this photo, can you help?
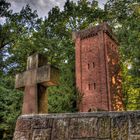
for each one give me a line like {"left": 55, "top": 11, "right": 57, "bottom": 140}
{"left": 13, "top": 111, "right": 140, "bottom": 140}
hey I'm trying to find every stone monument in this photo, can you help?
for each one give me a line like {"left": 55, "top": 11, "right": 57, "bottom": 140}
{"left": 73, "top": 22, "right": 124, "bottom": 112}
{"left": 15, "top": 53, "right": 59, "bottom": 114}
{"left": 13, "top": 24, "right": 140, "bottom": 140}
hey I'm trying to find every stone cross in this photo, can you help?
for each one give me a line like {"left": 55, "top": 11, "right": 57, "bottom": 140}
{"left": 15, "top": 53, "right": 59, "bottom": 114}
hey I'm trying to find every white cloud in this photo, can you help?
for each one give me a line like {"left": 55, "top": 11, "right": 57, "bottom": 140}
{"left": 38, "top": 0, "right": 47, "bottom": 6}
{"left": 6, "top": 0, "right": 107, "bottom": 17}
{"left": 0, "top": 17, "right": 6, "bottom": 25}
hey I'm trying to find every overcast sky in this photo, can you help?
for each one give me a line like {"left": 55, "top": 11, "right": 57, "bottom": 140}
{"left": 6, "top": 0, "right": 107, "bottom": 18}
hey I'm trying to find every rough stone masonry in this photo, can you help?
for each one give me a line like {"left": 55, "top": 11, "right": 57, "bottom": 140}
{"left": 73, "top": 22, "right": 124, "bottom": 112}
{"left": 13, "top": 111, "right": 140, "bottom": 140}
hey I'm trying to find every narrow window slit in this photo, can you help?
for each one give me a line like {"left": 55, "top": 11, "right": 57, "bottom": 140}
{"left": 94, "top": 83, "right": 96, "bottom": 89}
{"left": 93, "top": 62, "right": 95, "bottom": 68}
{"left": 112, "top": 44, "right": 114, "bottom": 50}
{"left": 88, "top": 84, "right": 91, "bottom": 90}
{"left": 88, "top": 63, "right": 90, "bottom": 69}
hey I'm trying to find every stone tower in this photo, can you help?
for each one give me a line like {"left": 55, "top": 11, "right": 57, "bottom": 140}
{"left": 74, "top": 23, "right": 123, "bottom": 112}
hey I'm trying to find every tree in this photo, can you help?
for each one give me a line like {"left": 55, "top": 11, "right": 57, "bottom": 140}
{"left": 32, "top": 0, "right": 105, "bottom": 112}
{"left": 0, "top": 83, "right": 22, "bottom": 139}
{"left": 0, "top": 2, "right": 41, "bottom": 139}
{"left": 105, "top": 0, "right": 140, "bottom": 109}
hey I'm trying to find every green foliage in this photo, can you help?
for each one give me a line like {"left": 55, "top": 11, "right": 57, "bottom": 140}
{"left": 48, "top": 64, "right": 77, "bottom": 113}
{"left": 105, "top": 0, "right": 140, "bottom": 109}
{"left": 0, "top": 80, "right": 22, "bottom": 139}
{"left": 0, "top": 0, "right": 140, "bottom": 139}
{"left": 0, "top": 0, "right": 11, "bottom": 18}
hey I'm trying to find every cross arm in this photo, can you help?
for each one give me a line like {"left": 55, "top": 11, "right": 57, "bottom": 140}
{"left": 15, "top": 69, "right": 37, "bottom": 90}
{"left": 15, "top": 64, "right": 59, "bottom": 90}
{"left": 15, "top": 72, "right": 25, "bottom": 90}
{"left": 37, "top": 65, "right": 59, "bottom": 87}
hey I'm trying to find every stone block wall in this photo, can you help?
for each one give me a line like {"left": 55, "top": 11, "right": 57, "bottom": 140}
{"left": 13, "top": 111, "right": 140, "bottom": 140}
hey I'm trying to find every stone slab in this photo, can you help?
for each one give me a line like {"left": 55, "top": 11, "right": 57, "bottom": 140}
{"left": 13, "top": 111, "right": 140, "bottom": 140}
